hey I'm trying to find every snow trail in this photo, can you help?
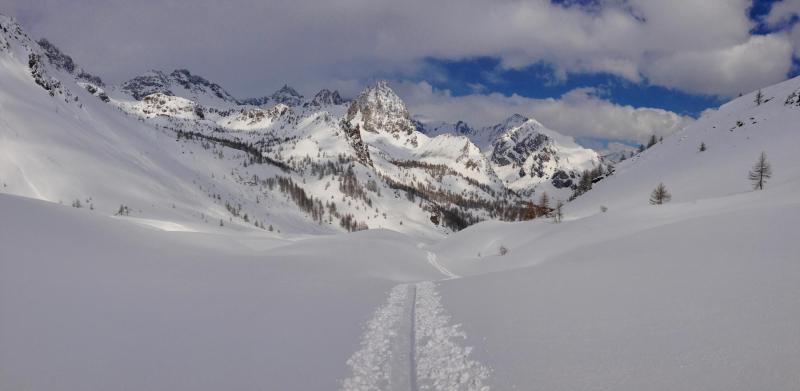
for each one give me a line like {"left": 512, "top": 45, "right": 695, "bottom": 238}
{"left": 414, "top": 281, "right": 490, "bottom": 391}
{"left": 342, "top": 284, "right": 409, "bottom": 391}
{"left": 342, "top": 281, "right": 490, "bottom": 391}
{"left": 388, "top": 284, "right": 417, "bottom": 391}
{"left": 426, "top": 251, "right": 459, "bottom": 280}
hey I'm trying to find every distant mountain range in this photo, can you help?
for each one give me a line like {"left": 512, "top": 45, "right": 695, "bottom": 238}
{"left": 0, "top": 13, "right": 605, "bottom": 234}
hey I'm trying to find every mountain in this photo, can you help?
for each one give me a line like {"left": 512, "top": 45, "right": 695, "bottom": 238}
{"left": 419, "top": 113, "right": 600, "bottom": 195}
{"left": 117, "top": 69, "right": 239, "bottom": 106}
{"left": 346, "top": 80, "right": 419, "bottom": 145}
{"left": 310, "top": 88, "right": 345, "bottom": 106}
{"left": 4, "top": 13, "right": 592, "bottom": 236}
{"left": 488, "top": 117, "right": 599, "bottom": 193}
{"left": 37, "top": 38, "right": 104, "bottom": 86}
{"left": 240, "top": 84, "right": 305, "bottom": 107}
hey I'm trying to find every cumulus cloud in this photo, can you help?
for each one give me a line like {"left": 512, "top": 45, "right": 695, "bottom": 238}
{"left": 644, "top": 34, "right": 795, "bottom": 96}
{"left": 764, "top": 1, "right": 800, "bottom": 27}
{"left": 1, "top": 0, "right": 796, "bottom": 98}
{"left": 394, "top": 81, "right": 694, "bottom": 143}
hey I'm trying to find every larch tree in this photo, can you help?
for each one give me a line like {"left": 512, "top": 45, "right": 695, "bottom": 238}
{"left": 539, "top": 191, "right": 550, "bottom": 211}
{"left": 649, "top": 183, "right": 672, "bottom": 205}
{"left": 748, "top": 151, "right": 772, "bottom": 190}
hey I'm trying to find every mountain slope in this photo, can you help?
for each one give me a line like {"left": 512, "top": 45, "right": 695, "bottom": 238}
{"left": 419, "top": 76, "right": 800, "bottom": 390}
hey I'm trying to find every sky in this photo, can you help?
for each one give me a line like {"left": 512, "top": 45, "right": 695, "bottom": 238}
{"left": 2, "top": 0, "right": 800, "bottom": 147}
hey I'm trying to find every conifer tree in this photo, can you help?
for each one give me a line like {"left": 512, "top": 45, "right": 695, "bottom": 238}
{"left": 748, "top": 151, "right": 772, "bottom": 190}
{"left": 699, "top": 142, "right": 706, "bottom": 152}
{"left": 646, "top": 134, "right": 658, "bottom": 149}
{"left": 649, "top": 183, "right": 672, "bottom": 205}
{"left": 755, "top": 89, "right": 764, "bottom": 106}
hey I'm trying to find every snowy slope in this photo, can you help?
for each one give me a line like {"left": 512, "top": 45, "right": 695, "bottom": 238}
{"left": 421, "top": 76, "right": 800, "bottom": 390}
{"left": 0, "top": 193, "right": 443, "bottom": 391}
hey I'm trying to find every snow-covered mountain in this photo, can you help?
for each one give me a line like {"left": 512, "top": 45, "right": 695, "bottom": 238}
{"left": 116, "top": 69, "right": 240, "bottom": 106}
{"left": 420, "top": 113, "right": 600, "bottom": 195}
{"left": 0, "top": 17, "right": 545, "bottom": 236}
{"left": 240, "top": 84, "right": 305, "bottom": 107}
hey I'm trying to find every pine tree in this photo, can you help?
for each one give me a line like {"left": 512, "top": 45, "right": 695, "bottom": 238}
{"left": 649, "top": 183, "right": 672, "bottom": 205}
{"left": 748, "top": 151, "right": 772, "bottom": 190}
{"left": 755, "top": 89, "right": 764, "bottom": 106}
{"left": 699, "top": 142, "right": 706, "bottom": 152}
{"left": 646, "top": 134, "right": 657, "bottom": 149}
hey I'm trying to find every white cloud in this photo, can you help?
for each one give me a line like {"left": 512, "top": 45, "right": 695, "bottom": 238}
{"left": 765, "top": 1, "right": 800, "bottom": 27}
{"left": 2, "top": 0, "right": 796, "bottom": 98}
{"left": 644, "top": 34, "right": 795, "bottom": 96}
{"left": 394, "top": 81, "right": 694, "bottom": 143}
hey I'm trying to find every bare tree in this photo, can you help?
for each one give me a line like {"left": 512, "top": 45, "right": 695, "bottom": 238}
{"left": 539, "top": 191, "right": 550, "bottom": 215}
{"left": 553, "top": 200, "right": 564, "bottom": 223}
{"left": 748, "top": 151, "right": 772, "bottom": 190}
{"left": 649, "top": 183, "right": 672, "bottom": 205}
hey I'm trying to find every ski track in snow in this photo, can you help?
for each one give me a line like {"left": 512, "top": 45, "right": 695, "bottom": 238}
{"left": 415, "top": 281, "right": 490, "bottom": 391}
{"left": 426, "top": 252, "right": 459, "bottom": 280}
{"left": 342, "top": 281, "right": 490, "bottom": 391}
{"left": 342, "top": 284, "right": 409, "bottom": 391}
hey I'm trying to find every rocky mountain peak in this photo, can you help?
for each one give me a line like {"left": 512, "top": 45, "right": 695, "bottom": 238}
{"left": 311, "top": 89, "right": 344, "bottom": 106}
{"left": 271, "top": 84, "right": 304, "bottom": 106}
{"left": 345, "top": 80, "right": 416, "bottom": 136}
{"left": 120, "top": 69, "right": 236, "bottom": 104}
{"left": 35, "top": 38, "right": 104, "bottom": 86}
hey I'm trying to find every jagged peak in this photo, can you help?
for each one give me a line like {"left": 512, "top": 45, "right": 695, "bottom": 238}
{"left": 355, "top": 80, "right": 408, "bottom": 115}
{"left": 346, "top": 80, "right": 417, "bottom": 136}
{"left": 273, "top": 84, "right": 302, "bottom": 98}
{"left": 120, "top": 68, "right": 236, "bottom": 103}
{"left": 311, "top": 88, "right": 344, "bottom": 106}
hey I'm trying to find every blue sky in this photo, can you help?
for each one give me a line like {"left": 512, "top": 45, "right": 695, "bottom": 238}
{"left": 415, "top": 57, "right": 724, "bottom": 118}
{"left": 412, "top": 0, "right": 799, "bottom": 120}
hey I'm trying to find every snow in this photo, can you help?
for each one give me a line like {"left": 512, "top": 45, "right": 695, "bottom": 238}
{"left": 3, "top": 12, "right": 800, "bottom": 391}
{"left": 0, "top": 194, "right": 443, "bottom": 391}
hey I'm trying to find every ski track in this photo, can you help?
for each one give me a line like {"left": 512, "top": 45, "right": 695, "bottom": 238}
{"left": 342, "top": 281, "right": 490, "bottom": 391}
{"left": 342, "top": 284, "right": 409, "bottom": 391}
{"left": 426, "top": 251, "right": 459, "bottom": 280}
{"left": 415, "top": 281, "right": 490, "bottom": 391}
